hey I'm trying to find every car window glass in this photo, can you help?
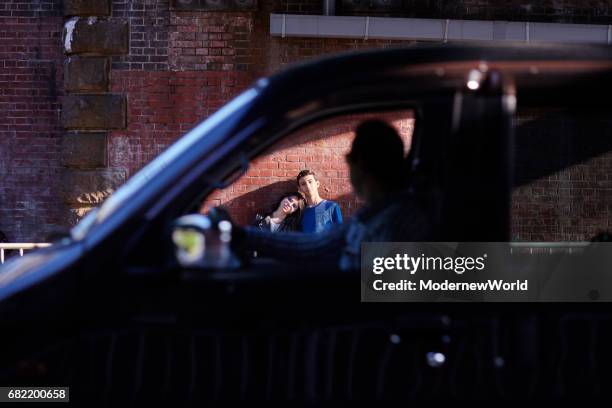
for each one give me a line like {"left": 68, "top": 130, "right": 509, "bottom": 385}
{"left": 200, "top": 109, "right": 415, "bottom": 226}
{"left": 82, "top": 88, "right": 259, "bottom": 235}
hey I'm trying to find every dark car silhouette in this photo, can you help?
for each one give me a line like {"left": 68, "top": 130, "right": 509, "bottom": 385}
{"left": 1, "top": 43, "right": 612, "bottom": 403}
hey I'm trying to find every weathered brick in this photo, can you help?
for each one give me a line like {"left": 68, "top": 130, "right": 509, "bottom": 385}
{"left": 67, "top": 206, "right": 97, "bottom": 226}
{"left": 61, "top": 132, "right": 107, "bottom": 168}
{"left": 64, "top": 0, "right": 111, "bottom": 17}
{"left": 62, "top": 94, "right": 126, "bottom": 130}
{"left": 0, "top": 11, "right": 65, "bottom": 242}
{"left": 65, "top": 19, "right": 129, "bottom": 55}
{"left": 61, "top": 168, "right": 126, "bottom": 205}
{"left": 170, "top": 0, "right": 258, "bottom": 11}
{"left": 64, "top": 56, "right": 109, "bottom": 92}
{"left": 5, "top": 0, "right": 612, "bottom": 242}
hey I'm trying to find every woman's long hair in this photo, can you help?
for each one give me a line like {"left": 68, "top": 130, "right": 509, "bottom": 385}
{"left": 264, "top": 192, "right": 305, "bottom": 232}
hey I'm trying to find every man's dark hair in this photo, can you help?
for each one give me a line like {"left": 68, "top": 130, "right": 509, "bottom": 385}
{"left": 347, "top": 120, "right": 406, "bottom": 187}
{"left": 296, "top": 169, "right": 317, "bottom": 186}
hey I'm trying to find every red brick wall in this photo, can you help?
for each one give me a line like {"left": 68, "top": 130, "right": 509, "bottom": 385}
{"left": 109, "top": 70, "right": 252, "bottom": 175}
{"left": 2, "top": 0, "right": 612, "bottom": 242}
{"left": 102, "top": 0, "right": 612, "bottom": 241}
{"left": 167, "top": 12, "right": 257, "bottom": 72}
{"left": 0, "top": 0, "right": 64, "bottom": 242}
{"left": 111, "top": 0, "right": 170, "bottom": 71}
{"left": 512, "top": 156, "right": 612, "bottom": 241}
{"left": 512, "top": 110, "right": 612, "bottom": 241}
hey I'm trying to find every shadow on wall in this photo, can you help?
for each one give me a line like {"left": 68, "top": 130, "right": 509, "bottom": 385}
{"left": 514, "top": 108, "right": 612, "bottom": 187}
{"left": 202, "top": 180, "right": 361, "bottom": 226}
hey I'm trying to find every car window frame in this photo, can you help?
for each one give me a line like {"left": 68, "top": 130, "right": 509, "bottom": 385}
{"left": 180, "top": 101, "right": 422, "bottom": 218}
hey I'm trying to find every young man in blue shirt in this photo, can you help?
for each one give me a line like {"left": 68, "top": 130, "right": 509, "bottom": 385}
{"left": 296, "top": 169, "right": 343, "bottom": 233}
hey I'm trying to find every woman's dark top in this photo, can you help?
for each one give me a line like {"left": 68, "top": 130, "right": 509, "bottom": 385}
{"left": 252, "top": 214, "right": 295, "bottom": 233}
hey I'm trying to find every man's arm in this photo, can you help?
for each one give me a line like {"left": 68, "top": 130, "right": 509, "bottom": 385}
{"left": 332, "top": 203, "right": 343, "bottom": 224}
{"left": 242, "top": 225, "right": 346, "bottom": 262}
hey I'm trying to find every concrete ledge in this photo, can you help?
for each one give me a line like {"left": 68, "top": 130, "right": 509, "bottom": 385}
{"left": 270, "top": 14, "right": 612, "bottom": 44}
{"left": 61, "top": 132, "right": 108, "bottom": 168}
{"left": 64, "top": 0, "right": 111, "bottom": 17}
{"left": 61, "top": 168, "right": 127, "bottom": 205}
{"left": 62, "top": 94, "right": 126, "bottom": 130}
{"left": 64, "top": 56, "right": 109, "bottom": 93}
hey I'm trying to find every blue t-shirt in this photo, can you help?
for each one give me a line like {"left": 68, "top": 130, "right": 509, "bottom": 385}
{"left": 300, "top": 200, "right": 343, "bottom": 233}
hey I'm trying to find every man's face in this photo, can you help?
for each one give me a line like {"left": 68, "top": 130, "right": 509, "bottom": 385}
{"left": 298, "top": 175, "right": 320, "bottom": 198}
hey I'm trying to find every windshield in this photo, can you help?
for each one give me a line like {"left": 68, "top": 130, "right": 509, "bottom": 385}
{"left": 70, "top": 88, "right": 260, "bottom": 241}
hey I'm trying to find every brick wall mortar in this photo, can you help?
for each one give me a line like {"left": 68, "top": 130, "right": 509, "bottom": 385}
{"left": 0, "top": 3, "right": 64, "bottom": 241}
{"left": 2, "top": 0, "right": 611, "bottom": 241}
{"left": 279, "top": 0, "right": 612, "bottom": 23}
{"left": 111, "top": 0, "right": 171, "bottom": 71}
{"left": 0, "top": 0, "right": 62, "bottom": 17}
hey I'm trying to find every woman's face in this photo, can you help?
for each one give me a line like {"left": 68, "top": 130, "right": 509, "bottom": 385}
{"left": 279, "top": 195, "right": 301, "bottom": 215}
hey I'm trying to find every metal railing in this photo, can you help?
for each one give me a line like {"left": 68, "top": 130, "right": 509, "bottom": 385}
{"left": 0, "top": 243, "right": 51, "bottom": 264}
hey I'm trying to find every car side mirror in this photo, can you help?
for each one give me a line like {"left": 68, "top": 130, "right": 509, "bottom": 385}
{"left": 171, "top": 214, "right": 240, "bottom": 269}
